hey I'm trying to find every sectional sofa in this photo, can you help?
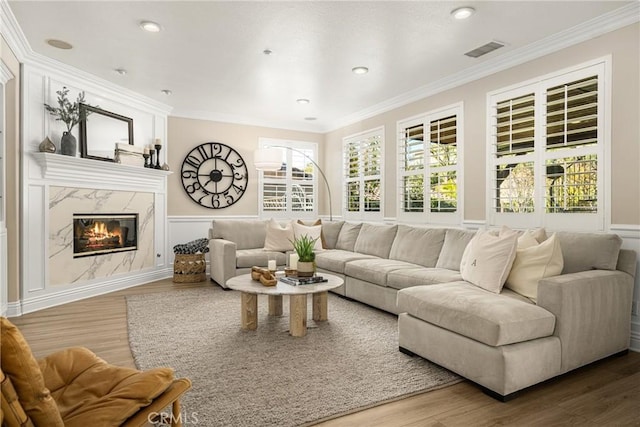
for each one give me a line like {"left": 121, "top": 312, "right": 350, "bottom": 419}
{"left": 207, "top": 219, "right": 636, "bottom": 399}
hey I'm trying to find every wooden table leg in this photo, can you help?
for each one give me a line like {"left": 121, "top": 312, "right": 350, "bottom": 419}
{"left": 268, "top": 295, "right": 283, "bottom": 316}
{"left": 240, "top": 292, "right": 258, "bottom": 330}
{"left": 289, "top": 294, "right": 307, "bottom": 337}
{"left": 312, "top": 291, "right": 328, "bottom": 321}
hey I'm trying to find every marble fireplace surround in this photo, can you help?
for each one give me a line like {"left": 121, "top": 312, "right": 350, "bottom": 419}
{"left": 19, "top": 153, "right": 171, "bottom": 314}
{"left": 49, "top": 187, "right": 154, "bottom": 286}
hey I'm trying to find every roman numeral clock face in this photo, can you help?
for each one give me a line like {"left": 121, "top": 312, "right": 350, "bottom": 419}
{"left": 180, "top": 143, "right": 248, "bottom": 209}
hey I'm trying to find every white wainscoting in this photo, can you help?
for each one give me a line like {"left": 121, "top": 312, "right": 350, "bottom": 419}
{"left": 611, "top": 224, "right": 640, "bottom": 352}
{"left": 0, "top": 227, "right": 7, "bottom": 316}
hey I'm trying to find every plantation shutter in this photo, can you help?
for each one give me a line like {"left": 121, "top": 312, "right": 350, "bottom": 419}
{"left": 343, "top": 128, "right": 384, "bottom": 218}
{"left": 399, "top": 123, "right": 425, "bottom": 213}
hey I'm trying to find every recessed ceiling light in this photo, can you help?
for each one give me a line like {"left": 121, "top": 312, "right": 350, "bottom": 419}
{"left": 451, "top": 6, "right": 475, "bottom": 20}
{"left": 160, "top": 89, "right": 172, "bottom": 95}
{"left": 304, "top": 117, "right": 317, "bottom": 121}
{"left": 114, "top": 68, "right": 127, "bottom": 75}
{"left": 296, "top": 98, "right": 310, "bottom": 105}
{"left": 263, "top": 49, "right": 273, "bottom": 55}
{"left": 139, "top": 20, "right": 162, "bottom": 32}
{"left": 352, "top": 66, "right": 369, "bottom": 75}
{"left": 46, "top": 39, "right": 73, "bottom": 50}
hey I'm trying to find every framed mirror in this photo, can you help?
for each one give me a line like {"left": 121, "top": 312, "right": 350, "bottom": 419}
{"left": 79, "top": 104, "right": 134, "bottom": 162}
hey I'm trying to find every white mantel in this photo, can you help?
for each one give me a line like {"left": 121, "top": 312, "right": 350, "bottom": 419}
{"left": 32, "top": 153, "right": 172, "bottom": 192}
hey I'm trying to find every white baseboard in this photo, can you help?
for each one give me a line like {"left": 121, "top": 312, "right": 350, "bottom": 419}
{"left": 6, "top": 301, "right": 22, "bottom": 317}
{"left": 15, "top": 267, "right": 173, "bottom": 316}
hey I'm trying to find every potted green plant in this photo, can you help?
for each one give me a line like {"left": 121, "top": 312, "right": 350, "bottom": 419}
{"left": 291, "top": 234, "right": 318, "bottom": 277}
{"left": 44, "top": 87, "right": 89, "bottom": 156}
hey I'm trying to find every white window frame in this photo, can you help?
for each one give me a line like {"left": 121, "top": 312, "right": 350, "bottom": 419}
{"left": 486, "top": 57, "right": 611, "bottom": 231}
{"left": 342, "top": 127, "right": 384, "bottom": 221}
{"left": 258, "top": 138, "right": 318, "bottom": 220}
{"left": 397, "top": 102, "right": 464, "bottom": 225}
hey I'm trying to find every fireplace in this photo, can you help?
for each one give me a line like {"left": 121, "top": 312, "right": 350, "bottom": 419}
{"left": 73, "top": 214, "right": 138, "bottom": 258}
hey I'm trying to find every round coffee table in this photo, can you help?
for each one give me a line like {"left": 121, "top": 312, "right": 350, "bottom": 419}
{"left": 226, "top": 273, "right": 344, "bottom": 337}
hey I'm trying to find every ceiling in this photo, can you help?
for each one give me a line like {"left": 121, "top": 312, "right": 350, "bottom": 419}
{"left": 7, "top": 1, "right": 632, "bottom": 132}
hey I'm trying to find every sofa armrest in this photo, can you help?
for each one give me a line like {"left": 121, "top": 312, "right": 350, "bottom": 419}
{"left": 537, "top": 270, "right": 633, "bottom": 373}
{"left": 208, "top": 238, "right": 237, "bottom": 288}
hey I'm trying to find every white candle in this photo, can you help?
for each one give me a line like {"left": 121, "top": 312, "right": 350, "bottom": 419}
{"left": 143, "top": 147, "right": 149, "bottom": 154}
{"left": 268, "top": 259, "right": 277, "bottom": 271}
{"left": 155, "top": 138, "right": 162, "bottom": 146}
{"left": 289, "top": 253, "right": 298, "bottom": 270}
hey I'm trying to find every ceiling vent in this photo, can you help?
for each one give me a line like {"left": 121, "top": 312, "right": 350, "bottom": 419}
{"left": 464, "top": 41, "right": 505, "bottom": 58}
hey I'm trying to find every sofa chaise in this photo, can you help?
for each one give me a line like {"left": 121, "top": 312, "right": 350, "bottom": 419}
{"left": 207, "top": 219, "right": 636, "bottom": 399}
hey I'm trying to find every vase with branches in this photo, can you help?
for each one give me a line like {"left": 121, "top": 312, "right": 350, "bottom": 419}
{"left": 44, "top": 87, "right": 89, "bottom": 156}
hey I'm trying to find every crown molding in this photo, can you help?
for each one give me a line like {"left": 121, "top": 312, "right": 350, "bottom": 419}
{"left": 324, "top": 2, "right": 640, "bottom": 133}
{"left": 0, "top": 0, "right": 30, "bottom": 61}
{"left": 0, "top": 60, "right": 14, "bottom": 85}
{"left": 1, "top": 0, "right": 172, "bottom": 116}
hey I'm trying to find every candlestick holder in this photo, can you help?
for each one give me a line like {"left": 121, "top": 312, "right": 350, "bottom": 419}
{"left": 154, "top": 144, "right": 162, "bottom": 169}
{"left": 143, "top": 153, "right": 150, "bottom": 168}
{"left": 149, "top": 149, "right": 155, "bottom": 168}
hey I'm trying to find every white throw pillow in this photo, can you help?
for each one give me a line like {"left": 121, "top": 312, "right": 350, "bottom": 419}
{"left": 263, "top": 218, "right": 294, "bottom": 252}
{"left": 460, "top": 229, "right": 519, "bottom": 293}
{"left": 292, "top": 221, "right": 323, "bottom": 251}
{"left": 505, "top": 233, "right": 564, "bottom": 302}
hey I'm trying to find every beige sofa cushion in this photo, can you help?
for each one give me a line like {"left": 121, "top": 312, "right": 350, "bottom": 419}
{"left": 354, "top": 224, "right": 398, "bottom": 258}
{"left": 236, "top": 249, "right": 287, "bottom": 268}
{"left": 321, "top": 221, "right": 344, "bottom": 249}
{"left": 505, "top": 233, "right": 564, "bottom": 302}
{"left": 335, "top": 222, "right": 362, "bottom": 251}
{"left": 344, "top": 258, "right": 417, "bottom": 287}
{"left": 556, "top": 232, "right": 622, "bottom": 273}
{"left": 460, "top": 229, "right": 518, "bottom": 293}
{"left": 396, "top": 282, "right": 556, "bottom": 346}
{"left": 388, "top": 226, "right": 445, "bottom": 268}
{"left": 386, "top": 268, "right": 463, "bottom": 290}
{"left": 315, "top": 250, "right": 377, "bottom": 274}
{"left": 435, "top": 228, "right": 476, "bottom": 271}
{"left": 211, "top": 219, "right": 267, "bottom": 250}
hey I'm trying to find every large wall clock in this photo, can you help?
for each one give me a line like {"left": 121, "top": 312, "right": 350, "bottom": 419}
{"left": 180, "top": 142, "right": 248, "bottom": 209}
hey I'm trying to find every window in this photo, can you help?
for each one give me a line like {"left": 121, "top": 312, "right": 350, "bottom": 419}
{"left": 343, "top": 127, "right": 383, "bottom": 220}
{"left": 488, "top": 59, "right": 608, "bottom": 230}
{"left": 258, "top": 138, "right": 318, "bottom": 219}
{"left": 397, "top": 103, "right": 463, "bottom": 224}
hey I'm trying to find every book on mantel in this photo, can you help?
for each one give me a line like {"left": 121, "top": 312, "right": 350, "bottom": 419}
{"left": 279, "top": 276, "right": 328, "bottom": 286}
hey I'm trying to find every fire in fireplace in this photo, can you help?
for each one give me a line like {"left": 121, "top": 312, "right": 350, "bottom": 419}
{"left": 73, "top": 214, "right": 138, "bottom": 258}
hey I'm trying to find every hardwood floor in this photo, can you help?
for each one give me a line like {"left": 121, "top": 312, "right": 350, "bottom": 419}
{"left": 9, "top": 279, "right": 640, "bottom": 426}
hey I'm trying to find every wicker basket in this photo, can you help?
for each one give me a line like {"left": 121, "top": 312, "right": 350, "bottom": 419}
{"left": 173, "top": 253, "right": 206, "bottom": 283}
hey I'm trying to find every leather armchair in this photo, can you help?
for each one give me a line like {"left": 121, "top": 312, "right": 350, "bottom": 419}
{"left": 1, "top": 317, "right": 191, "bottom": 427}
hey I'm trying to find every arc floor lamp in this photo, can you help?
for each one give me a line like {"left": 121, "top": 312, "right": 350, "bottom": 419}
{"left": 254, "top": 146, "right": 333, "bottom": 221}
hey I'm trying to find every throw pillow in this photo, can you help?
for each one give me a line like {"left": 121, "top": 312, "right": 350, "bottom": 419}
{"left": 0, "top": 317, "right": 65, "bottom": 426}
{"left": 292, "top": 221, "right": 323, "bottom": 251}
{"left": 505, "top": 233, "right": 564, "bottom": 302}
{"left": 296, "top": 219, "right": 327, "bottom": 249}
{"left": 460, "top": 229, "right": 519, "bottom": 293}
{"left": 335, "top": 222, "right": 362, "bottom": 252}
{"left": 263, "top": 218, "right": 294, "bottom": 252}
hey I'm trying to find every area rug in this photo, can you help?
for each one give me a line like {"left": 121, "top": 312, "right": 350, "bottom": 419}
{"left": 126, "top": 286, "right": 460, "bottom": 426}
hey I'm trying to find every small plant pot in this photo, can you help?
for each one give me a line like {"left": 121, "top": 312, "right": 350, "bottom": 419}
{"left": 297, "top": 261, "right": 315, "bottom": 277}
